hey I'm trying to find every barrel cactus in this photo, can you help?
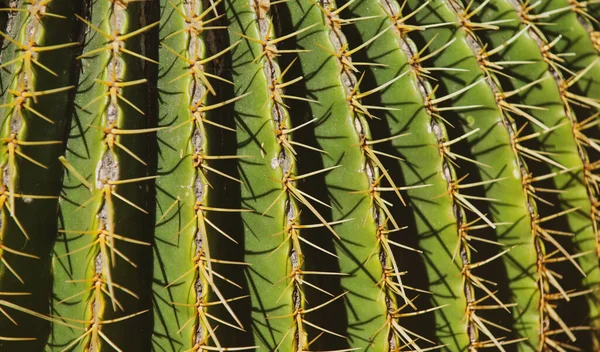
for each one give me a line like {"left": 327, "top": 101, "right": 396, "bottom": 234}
{"left": 0, "top": 0, "right": 599, "bottom": 351}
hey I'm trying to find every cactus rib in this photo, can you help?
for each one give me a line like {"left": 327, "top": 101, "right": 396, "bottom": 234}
{"left": 51, "top": 1, "right": 154, "bottom": 350}
{"left": 0, "top": 0, "right": 597, "bottom": 350}
{"left": 0, "top": 0, "right": 79, "bottom": 346}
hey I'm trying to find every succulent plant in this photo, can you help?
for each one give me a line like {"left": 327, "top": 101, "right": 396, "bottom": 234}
{"left": 0, "top": 0, "right": 599, "bottom": 351}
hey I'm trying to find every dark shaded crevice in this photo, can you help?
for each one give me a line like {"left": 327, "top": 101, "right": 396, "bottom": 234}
{"left": 44, "top": 0, "right": 88, "bottom": 348}
{"left": 0, "top": 0, "right": 7, "bottom": 50}
{"left": 139, "top": 0, "right": 161, "bottom": 349}
{"left": 0, "top": 0, "right": 86, "bottom": 350}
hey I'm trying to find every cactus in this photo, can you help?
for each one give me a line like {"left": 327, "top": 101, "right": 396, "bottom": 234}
{"left": 0, "top": 0, "right": 599, "bottom": 351}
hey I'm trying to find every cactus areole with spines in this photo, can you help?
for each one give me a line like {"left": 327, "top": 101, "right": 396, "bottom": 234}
{"left": 0, "top": 0, "right": 598, "bottom": 351}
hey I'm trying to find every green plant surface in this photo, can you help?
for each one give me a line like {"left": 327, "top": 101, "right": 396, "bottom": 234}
{"left": 590, "top": 2, "right": 600, "bottom": 39}
{"left": 529, "top": 0, "right": 600, "bottom": 99}
{"left": 394, "top": 0, "right": 541, "bottom": 349}
{"left": 0, "top": 0, "right": 599, "bottom": 350}
{"left": 517, "top": 0, "right": 600, "bottom": 348}
{"left": 453, "top": 2, "right": 573, "bottom": 350}
{"left": 50, "top": 1, "right": 154, "bottom": 350}
{"left": 460, "top": 1, "right": 600, "bottom": 350}
{"left": 0, "top": 0, "right": 79, "bottom": 347}
{"left": 225, "top": 0, "right": 295, "bottom": 349}
{"left": 155, "top": 0, "right": 260, "bottom": 348}
{"left": 152, "top": 0, "right": 197, "bottom": 350}
{"left": 276, "top": 0, "right": 393, "bottom": 349}
{"left": 330, "top": 0, "right": 471, "bottom": 350}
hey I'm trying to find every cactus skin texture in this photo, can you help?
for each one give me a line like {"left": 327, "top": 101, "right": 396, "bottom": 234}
{"left": 0, "top": 0, "right": 600, "bottom": 351}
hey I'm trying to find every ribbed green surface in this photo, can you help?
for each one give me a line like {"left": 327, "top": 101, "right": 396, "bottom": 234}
{"left": 280, "top": 0, "right": 388, "bottom": 349}
{"left": 152, "top": 0, "right": 196, "bottom": 350}
{"left": 0, "top": 0, "right": 597, "bottom": 350}
{"left": 51, "top": 1, "right": 152, "bottom": 350}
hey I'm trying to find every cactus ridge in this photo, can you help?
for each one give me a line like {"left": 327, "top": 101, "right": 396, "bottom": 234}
{"left": 312, "top": 1, "right": 416, "bottom": 349}
{"left": 0, "top": 0, "right": 599, "bottom": 351}
{"left": 354, "top": 1, "right": 475, "bottom": 349}
{"left": 0, "top": 0, "right": 80, "bottom": 346}
{"left": 383, "top": 1, "right": 518, "bottom": 349}
{"left": 154, "top": 0, "right": 254, "bottom": 350}
{"left": 429, "top": 1, "right": 552, "bottom": 350}
{"left": 50, "top": 1, "right": 156, "bottom": 350}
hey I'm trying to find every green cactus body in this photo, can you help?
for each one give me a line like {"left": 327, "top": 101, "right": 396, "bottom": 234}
{"left": 252, "top": 7, "right": 307, "bottom": 351}
{"left": 514, "top": 0, "right": 600, "bottom": 348}
{"left": 225, "top": 0, "right": 297, "bottom": 349}
{"left": 0, "top": 0, "right": 599, "bottom": 350}
{"left": 274, "top": 0, "right": 397, "bottom": 349}
{"left": 525, "top": 1, "right": 600, "bottom": 349}
{"left": 154, "top": 0, "right": 257, "bottom": 348}
{"left": 51, "top": 1, "right": 154, "bottom": 350}
{"left": 391, "top": 0, "right": 542, "bottom": 349}
{"left": 449, "top": 1, "right": 575, "bottom": 349}
{"left": 153, "top": 0, "right": 208, "bottom": 350}
{"left": 303, "top": 1, "right": 396, "bottom": 349}
{"left": 337, "top": 3, "right": 470, "bottom": 351}
{"left": 0, "top": 0, "right": 78, "bottom": 346}
{"left": 326, "top": 1, "right": 471, "bottom": 350}
{"left": 446, "top": 1, "right": 596, "bottom": 349}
